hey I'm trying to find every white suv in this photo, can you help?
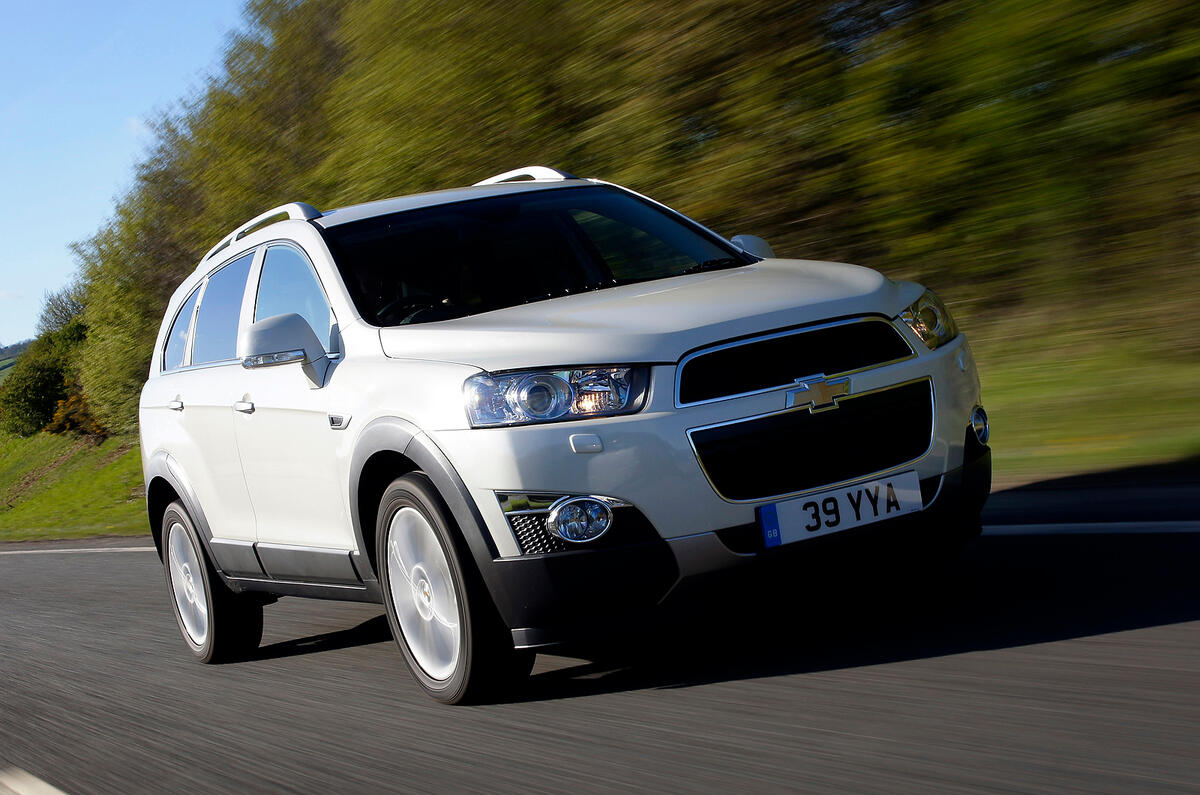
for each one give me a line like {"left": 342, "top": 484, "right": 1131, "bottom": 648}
{"left": 141, "top": 166, "right": 990, "bottom": 703}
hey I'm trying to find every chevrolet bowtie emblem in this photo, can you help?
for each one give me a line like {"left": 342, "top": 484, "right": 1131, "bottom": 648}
{"left": 785, "top": 376, "right": 850, "bottom": 412}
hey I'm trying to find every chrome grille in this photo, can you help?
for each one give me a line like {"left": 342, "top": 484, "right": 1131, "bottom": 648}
{"left": 676, "top": 317, "right": 914, "bottom": 406}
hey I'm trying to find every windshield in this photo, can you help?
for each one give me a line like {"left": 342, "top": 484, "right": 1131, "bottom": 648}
{"left": 318, "top": 185, "right": 750, "bottom": 326}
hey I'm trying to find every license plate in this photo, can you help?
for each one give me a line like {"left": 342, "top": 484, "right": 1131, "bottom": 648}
{"left": 759, "top": 471, "right": 923, "bottom": 548}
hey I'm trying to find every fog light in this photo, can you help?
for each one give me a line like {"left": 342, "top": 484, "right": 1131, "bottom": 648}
{"left": 971, "top": 406, "right": 990, "bottom": 445}
{"left": 546, "top": 497, "right": 613, "bottom": 543}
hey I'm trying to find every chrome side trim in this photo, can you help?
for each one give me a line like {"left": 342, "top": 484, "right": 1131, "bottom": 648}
{"left": 922, "top": 474, "right": 946, "bottom": 509}
{"left": 674, "top": 316, "right": 916, "bottom": 408}
{"left": 497, "top": 491, "right": 631, "bottom": 514}
{"left": 685, "top": 376, "right": 936, "bottom": 504}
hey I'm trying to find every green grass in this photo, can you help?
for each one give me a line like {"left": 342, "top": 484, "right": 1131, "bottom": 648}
{"left": 970, "top": 314, "right": 1200, "bottom": 486}
{"left": 0, "top": 433, "right": 146, "bottom": 541}
{"left": 0, "top": 357, "right": 15, "bottom": 386}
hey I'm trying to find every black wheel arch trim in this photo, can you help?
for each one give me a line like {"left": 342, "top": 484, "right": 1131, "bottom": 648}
{"left": 348, "top": 417, "right": 501, "bottom": 588}
{"left": 144, "top": 452, "right": 222, "bottom": 571}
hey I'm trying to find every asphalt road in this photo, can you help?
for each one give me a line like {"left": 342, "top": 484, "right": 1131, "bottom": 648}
{"left": 2, "top": 473, "right": 1198, "bottom": 793}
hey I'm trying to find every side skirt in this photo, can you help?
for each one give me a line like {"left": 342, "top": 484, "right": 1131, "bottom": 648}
{"left": 228, "top": 576, "right": 383, "bottom": 604}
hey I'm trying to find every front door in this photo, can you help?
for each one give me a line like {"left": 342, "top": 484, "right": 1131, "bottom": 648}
{"left": 232, "top": 244, "right": 353, "bottom": 559}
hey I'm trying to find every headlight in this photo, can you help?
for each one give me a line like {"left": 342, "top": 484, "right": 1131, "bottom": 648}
{"left": 464, "top": 366, "right": 649, "bottom": 427}
{"left": 898, "top": 289, "right": 958, "bottom": 350}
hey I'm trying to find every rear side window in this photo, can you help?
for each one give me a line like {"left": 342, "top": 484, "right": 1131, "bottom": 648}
{"left": 191, "top": 253, "right": 254, "bottom": 365}
{"left": 162, "top": 287, "right": 200, "bottom": 372}
{"left": 255, "top": 245, "right": 333, "bottom": 349}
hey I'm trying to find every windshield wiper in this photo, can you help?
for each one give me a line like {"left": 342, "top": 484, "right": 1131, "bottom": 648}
{"left": 682, "top": 257, "right": 743, "bottom": 275}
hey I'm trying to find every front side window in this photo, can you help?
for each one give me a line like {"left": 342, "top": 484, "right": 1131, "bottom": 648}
{"left": 162, "top": 286, "right": 200, "bottom": 371}
{"left": 254, "top": 245, "right": 333, "bottom": 349}
{"left": 319, "top": 185, "right": 747, "bottom": 326}
{"left": 191, "top": 253, "right": 254, "bottom": 365}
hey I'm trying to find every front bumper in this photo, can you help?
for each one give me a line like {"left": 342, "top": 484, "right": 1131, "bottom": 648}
{"left": 490, "top": 437, "right": 991, "bottom": 648}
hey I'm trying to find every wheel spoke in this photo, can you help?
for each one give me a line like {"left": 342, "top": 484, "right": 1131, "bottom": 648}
{"left": 167, "top": 522, "right": 208, "bottom": 647}
{"left": 385, "top": 504, "right": 463, "bottom": 681}
{"left": 388, "top": 518, "right": 423, "bottom": 580}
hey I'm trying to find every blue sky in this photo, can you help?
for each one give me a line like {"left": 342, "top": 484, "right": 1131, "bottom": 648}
{"left": 0, "top": 0, "right": 245, "bottom": 345}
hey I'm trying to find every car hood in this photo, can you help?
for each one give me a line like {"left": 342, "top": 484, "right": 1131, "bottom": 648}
{"left": 377, "top": 259, "right": 922, "bottom": 371}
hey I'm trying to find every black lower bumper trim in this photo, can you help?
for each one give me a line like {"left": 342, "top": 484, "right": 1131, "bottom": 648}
{"left": 489, "top": 434, "right": 991, "bottom": 648}
{"left": 485, "top": 539, "right": 679, "bottom": 645}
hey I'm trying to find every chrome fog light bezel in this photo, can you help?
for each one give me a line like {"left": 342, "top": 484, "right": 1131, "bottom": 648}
{"left": 971, "top": 405, "right": 990, "bottom": 445}
{"left": 545, "top": 496, "right": 614, "bottom": 543}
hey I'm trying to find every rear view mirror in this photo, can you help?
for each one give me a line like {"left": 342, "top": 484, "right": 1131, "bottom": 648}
{"left": 730, "top": 234, "right": 775, "bottom": 259}
{"left": 241, "top": 313, "right": 327, "bottom": 386}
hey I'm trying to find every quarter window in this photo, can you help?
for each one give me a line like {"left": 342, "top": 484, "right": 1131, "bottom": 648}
{"left": 191, "top": 253, "right": 254, "bottom": 365}
{"left": 255, "top": 245, "right": 333, "bottom": 349}
{"left": 162, "top": 287, "right": 200, "bottom": 371}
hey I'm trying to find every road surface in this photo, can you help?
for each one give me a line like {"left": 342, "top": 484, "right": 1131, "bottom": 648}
{"left": 1, "top": 473, "right": 1197, "bottom": 792}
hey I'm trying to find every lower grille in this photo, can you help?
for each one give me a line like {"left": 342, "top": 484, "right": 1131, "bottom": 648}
{"left": 688, "top": 379, "right": 933, "bottom": 502}
{"left": 504, "top": 506, "right": 660, "bottom": 555}
{"left": 508, "top": 512, "right": 569, "bottom": 555}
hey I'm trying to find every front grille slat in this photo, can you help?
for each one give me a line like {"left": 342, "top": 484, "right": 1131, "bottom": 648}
{"left": 677, "top": 318, "right": 913, "bottom": 405}
{"left": 689, "top": 380, "right": 933, "bottom": 502}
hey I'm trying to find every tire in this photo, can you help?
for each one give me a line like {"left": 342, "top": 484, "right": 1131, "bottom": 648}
{"left": 376, "top": 473, "right": 533, "bottom": 704}
{"left": 162, "top": 501, "right": 264, "bottom": 664}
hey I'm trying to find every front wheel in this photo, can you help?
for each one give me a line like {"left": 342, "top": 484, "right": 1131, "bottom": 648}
{"left": 377, "top": 474, "right": 532, "bottom": 704}
{"left": 162, "top": 501, "right": 263, "bottom": 664}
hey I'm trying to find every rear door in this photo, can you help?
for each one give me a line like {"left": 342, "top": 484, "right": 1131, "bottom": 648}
{"left": 145, "top": 252, "right": 260, "bottom": 575}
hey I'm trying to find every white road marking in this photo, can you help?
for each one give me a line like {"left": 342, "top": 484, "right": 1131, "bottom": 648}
{"left": 984, "top": 521, "right": 1200, "bottom": 536}
{"left": 0, "top": 768, "right": 67, "bottom": 795}
{"left": 0, "top": 546, "right": 156, "bottom": 557}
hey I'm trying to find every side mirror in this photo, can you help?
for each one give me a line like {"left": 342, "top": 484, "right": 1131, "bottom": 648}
{"left": 241, "top": 313, "right": 327, "bottom": 386}
{"left": 730, "top": 234, "right": 775, "bottom": 259}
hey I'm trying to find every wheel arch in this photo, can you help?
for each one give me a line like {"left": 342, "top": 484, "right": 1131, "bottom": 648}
{"left": 143, "top": 452, "right": 217, "bottom": 567}
{"left": 349, "top": 418, "right": 500, "bottom": 590}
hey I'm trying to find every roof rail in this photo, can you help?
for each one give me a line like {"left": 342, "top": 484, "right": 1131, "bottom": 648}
{"left": 473, "top": 166, "right": 578, "bottom": 186}
{"left": 202, "top": 202, "right": 322, "bottom": 262}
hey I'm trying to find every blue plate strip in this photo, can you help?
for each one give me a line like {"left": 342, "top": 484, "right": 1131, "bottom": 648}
{"left": 760, "top": 503, "right": 781, "bottom": 548}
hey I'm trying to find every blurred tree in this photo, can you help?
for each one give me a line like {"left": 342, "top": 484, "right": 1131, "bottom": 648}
{"left": 0, "top": 320, "right": 85, "bottom": 437}
{"left": 51, "top": 0, "right": 1200, "bottom": 434}
{"left": 36, "top": 281, "right": 86, "bottom": 335}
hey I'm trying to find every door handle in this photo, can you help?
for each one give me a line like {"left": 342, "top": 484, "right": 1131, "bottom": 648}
{"left": 233, "top": 401, "right": 255, "bottom": 414}
{"left": 167, "top": 399, "right": 184, "bottom": 411}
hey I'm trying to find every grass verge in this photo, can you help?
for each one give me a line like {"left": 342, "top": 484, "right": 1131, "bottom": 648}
{"left": 0, "top": 433, "right": 145, "bottom": 541}
{"left": 969, "top": 312, "right": 1200, "bottom": 486}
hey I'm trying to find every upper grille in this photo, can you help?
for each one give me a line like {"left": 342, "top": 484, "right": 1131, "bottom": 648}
{"left": 677, "top": 318, "right": 913, "bottom": 405}
{"left": 688, "top": 379, "right": 933, "bottom": 502}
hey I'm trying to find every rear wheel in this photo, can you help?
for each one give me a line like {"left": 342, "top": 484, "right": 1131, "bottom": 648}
{"left": 377, "top": 473, "right": 532, "bottom": 704}
{"left": 162, "top": 501, "right": 263, "bottom": 663}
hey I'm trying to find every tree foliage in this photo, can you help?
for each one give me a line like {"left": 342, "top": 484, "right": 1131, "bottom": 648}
{"left": 36, "top": 281, "right": 86, "bottom": 336}
{"left": 38, "top": 0, "right": 1200, "bottom": 433}
{"left": 0, "top": 320, "right": 85, "bottom": 437}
